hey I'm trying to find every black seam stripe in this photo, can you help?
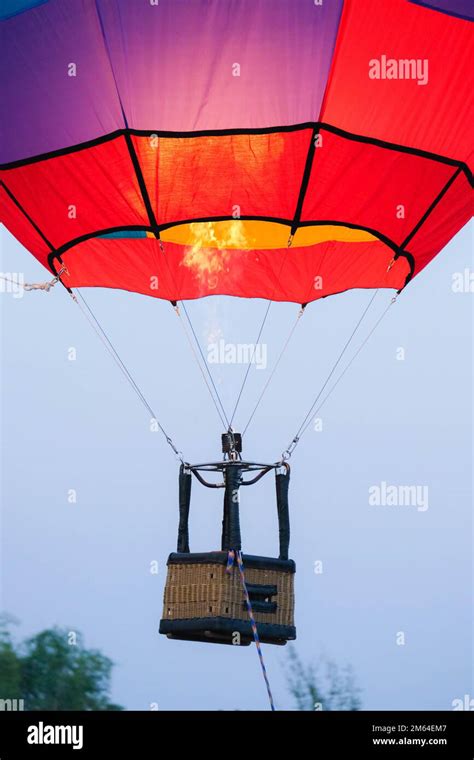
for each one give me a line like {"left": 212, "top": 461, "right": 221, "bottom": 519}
{"left": 0, "top": 125, "right": 313, "bottom": 170}
{"left": 290, "top": 127, "right": 318, "bottom": 236}
{"left": 47, "top": 225, "right": 152, "bottom": 272}
{"left": 408, "top": 0, "right": 474, "bottom": 22}
{"left": 0, "top": 179, "right": 55, "bottom": 251}
{"left": 395, "top": 250, "right": 416, "bottom": 289}
{"left": 320, "top": 123, "right": 472, "bottom": 182}
{"left": 123, "top": 133, "right": 159, "bottom": 234}
{"left": 401, "top": 166, "right": 463, "bottom": 250}
{"left": 46, "top": 217, "right": 405, "bottom": 269}
{"left": 47, "top": 253, "right": 73, "bottom": 293}
{"left": 1, "top": 123, "right": 472, "bottom": 185}
{"left": 1, "top": 130, "right": 124, "bottom": 171}
{"left": 157, "top": 215, "right": 291, "bottom": 232}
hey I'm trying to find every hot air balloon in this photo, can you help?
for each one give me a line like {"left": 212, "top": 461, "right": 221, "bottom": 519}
{"left": 1, "top": 0, "right": 472, "bottom": 689}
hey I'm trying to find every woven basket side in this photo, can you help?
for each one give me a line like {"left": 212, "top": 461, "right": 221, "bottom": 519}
{"left": 162, "top": 561, "right": 295, "bottom": 626}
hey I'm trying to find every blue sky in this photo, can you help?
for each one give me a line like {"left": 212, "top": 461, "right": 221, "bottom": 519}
{"left": 0, "top": 221, "right": 472, "bottom": 710}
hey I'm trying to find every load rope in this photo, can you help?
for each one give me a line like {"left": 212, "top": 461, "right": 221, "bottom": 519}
{"left": 226, "top": 549, "right": 276, "bottom": 711}
{"left": 0, "top": 268, "right": 65, "bottom": 292}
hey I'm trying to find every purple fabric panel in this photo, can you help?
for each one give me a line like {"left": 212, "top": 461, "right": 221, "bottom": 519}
{"left": 2, "top": 0, "right": 343, "bottom": 163}
{"left": 1, "top": 0, "right": 124, "bottom": 163}
{"left": 96, "top": 0, "right": 343, "bottom": 131}
{"left": 409, "top": 0, "right": 474, "bottom": 21}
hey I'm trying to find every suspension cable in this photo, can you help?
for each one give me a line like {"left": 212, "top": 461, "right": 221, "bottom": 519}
{"left": 242, "top": 306, "right": 305, "bottom": 436}
{"left": 229, "top": 227, "right": 299, "bottom": 428}
{"left": 180, "top": 301, "right": 231, "bottom": 428}
{"left": 281, "top": 289, "right": 381, "bottom": 459}
{"left": 229, "top": 301, "right": 273, "bottom": 427}
{"left": 71, "top": 290, "right": 184, "bottom": 462}
{"left": 173, "top": 303, "right": 230, "bottom": 430}
{"left": 305, "top": 296, "right": 396, "bottom": 429}
{"left": 156, "top": 239, "right": 232, "bottom": 431}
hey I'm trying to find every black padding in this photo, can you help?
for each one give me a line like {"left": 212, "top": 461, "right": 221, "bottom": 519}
{"left": 244, "top": 600, "right": 277, "bottom": 613}
{"left": 245, "top": 583, "right": 278, "bottom": 598}
{"left": 166, "top": 551, "right": 296, "bottom": 573}
{"left": 159, "top": 616, "right": 296, "bottom": 645}
{"left": 275, "top": 469, "right": 291, "bottom": 560}
{"left": 221, "top": 466, "right": 242, "bottom": 550}
{"left": 221, "top": 493, "right": 230, "bottom": 551}
{"left": 177, "top": 464, "right": 192, "bottom": 553}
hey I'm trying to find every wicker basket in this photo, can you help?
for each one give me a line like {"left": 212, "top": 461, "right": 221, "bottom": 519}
{"left": 159, "top": 459, "right": 296, "bottom": 645}
{"left": 159, "top": 551, "right": 296, "bottom": 645}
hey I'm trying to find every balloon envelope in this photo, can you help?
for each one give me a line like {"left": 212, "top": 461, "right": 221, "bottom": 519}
{"left": 1, "top": 0, "right": 472, "bottom": 303}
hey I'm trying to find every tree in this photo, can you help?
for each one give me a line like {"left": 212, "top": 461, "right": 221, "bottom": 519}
{"left": 0, "top": 620, "right": 123, "bottom": 711}
{"left": 0, "top": 616, "right": 22, "bottom": 700}
{"left": 284, "top": 646, "right": 362, "bottom": 711}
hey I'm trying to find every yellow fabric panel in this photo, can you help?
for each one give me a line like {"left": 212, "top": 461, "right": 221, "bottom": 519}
{"left": 153, "top": 220, "right": 376, "bottom": 249}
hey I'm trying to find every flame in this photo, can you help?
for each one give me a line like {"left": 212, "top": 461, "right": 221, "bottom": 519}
{"left": 181, "top": 221, "right": 250, "bottom": 288}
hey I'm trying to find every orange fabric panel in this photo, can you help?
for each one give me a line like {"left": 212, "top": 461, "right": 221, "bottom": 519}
{"left": 132, "top": 130, "right": 313, "bottom": 225}
{"left": 160, "top": 220, "right": 377, "bottom": 249}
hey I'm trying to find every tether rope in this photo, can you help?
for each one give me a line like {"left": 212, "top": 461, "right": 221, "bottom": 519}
{"left": 226, "top": 550, "right": 276, "bottom": 711}
{"left": 282, "top": 289, "right": 382, "bottom": 459}
{"left": 71, "top": 290, "right": 184, "bottom": 461}
{"left": 0, "top": 271, "right": 63, "bottom": 292}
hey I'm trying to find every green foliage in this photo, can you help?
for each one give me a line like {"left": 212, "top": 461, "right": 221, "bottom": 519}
{"left": 0, "top": 619, "right": 123, "bottom": 711}
{"left": 285, "top": 646, "right": 362, "bottom": 711}
{"left": 0, "top": 617, "right": 22, "bottom": 700}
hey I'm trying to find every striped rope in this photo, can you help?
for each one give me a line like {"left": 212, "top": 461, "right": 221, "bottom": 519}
{"left": 226, "top": 550, "right": 276, "bottom": 711}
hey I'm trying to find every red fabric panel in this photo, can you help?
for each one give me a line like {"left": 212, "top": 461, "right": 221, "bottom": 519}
{"left": 0, "top": 184, "right": 51, "bottom": 268}
{"left": 0, "top": 137, "right": 148, "bottom": 249}
{"left": 321, "top": 0, "right": 474, "bottom": 167}
{"left": 132, "top": 130, "right": 312, "bottom": 224}
{"left": 407, "top": 170, "right": 473, "bottom": 275}
{"left": 301, "top": 129, "right": 455, "bottom": 246}
{"left": 59, "top": 237, "right": 409, "bottom": 303}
